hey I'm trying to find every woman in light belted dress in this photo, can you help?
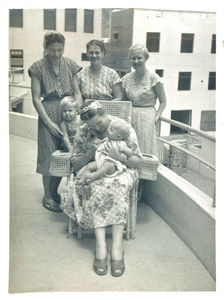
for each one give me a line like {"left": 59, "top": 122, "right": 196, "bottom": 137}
{"left": 122, "top": 44, "right": 167, "bottom": 156}
{"left": 28, "top": 32, "right": 82, "bottom": 212}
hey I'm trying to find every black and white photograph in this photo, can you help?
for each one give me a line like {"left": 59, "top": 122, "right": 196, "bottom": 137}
{"left": 1, "top": 0, "right": 223, "bottom": 297}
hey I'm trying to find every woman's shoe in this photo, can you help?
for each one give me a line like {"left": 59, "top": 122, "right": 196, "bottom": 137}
{"left": 93, "top": 252, "right": 108, "bottom": 276}
{"left": 111, "top": 251, "right": 125, "bottom": 277}
{"left": 43, "top": 198, "right": 62, "bottom": 213}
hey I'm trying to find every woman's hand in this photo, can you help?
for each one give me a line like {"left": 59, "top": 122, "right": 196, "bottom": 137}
{"left": 155, "top": 115, "right": 160, "bottom": 123}
{"left": 46, "top": 121, "right": 63, "bottom": 138}
{"left": 104, "top": 143, "right": 127, "bottom": 163}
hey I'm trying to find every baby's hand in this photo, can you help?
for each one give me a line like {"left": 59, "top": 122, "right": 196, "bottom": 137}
{"left": 118, "top": 144, "right": 128, "bottom": 152}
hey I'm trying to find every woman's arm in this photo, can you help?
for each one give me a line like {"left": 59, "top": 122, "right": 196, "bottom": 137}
{"left": 31, "top": 75, "right": 63, "bottom": 138}
{"left": 73, "top": 74, "right": 82, "bottom": 106}
{"left": 104, "top": 143, "right": 142, "bottom": 169}
{"left": 154, "top": 82, "right": 167, "bottom": 122}
{"left": 112, "top": 82, "right": 123, "bottom": 101}
{"left": 71, "top": 147, "right": 96, "bottom": 172}
{"left": 126, "top": 155, "right": 142, "bottom": 169}
{"left": 61, "top": 121, "right": 72, "bottom": 152}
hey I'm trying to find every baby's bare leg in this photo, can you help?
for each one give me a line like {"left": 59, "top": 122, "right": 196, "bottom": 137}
{"left": 89, "top": 161, "right": 116, "bottom": 181}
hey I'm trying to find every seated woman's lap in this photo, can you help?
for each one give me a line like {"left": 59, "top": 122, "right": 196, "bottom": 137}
{"left": 60, "top": 161, "right": 138, "bottom": 229}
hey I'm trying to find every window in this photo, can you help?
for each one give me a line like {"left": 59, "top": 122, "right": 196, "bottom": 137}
{"left": 211, "top": 34, "right": 216, "bottom": 53}
{"left": 84, "top": 9, "right": 94, "bottom": 33}
{"left": 113, "top": 33, "right": 119, "bottom": 39}
{"left": 44, "top": 9, "right": 56, "bottom": 30}
{"left": 200, "top": 111, "right": 216, "bottom": 131}
{"left": 155, "top": 69, "right": 164, "bottom": 77}
{"left": 180, "top": 33, "right": 194, "bottom": 53}
{"left": 208, "top": 72, "right": 216, "bottom": 90}
{"left": 10, "top": 50, "right": 23, "bottom": 73}
{"left": 178, "top": 72, "right": 191, "bottom": 90}
{"left": 170, "top": 110, "right": 192, "bottom": 134}
{"left": 65, "top": 9, "right": 77, "bottom": 32}
{"left": 146, "top": 32, "right": 160, "bottom": 52}
{"left": 81, "top": 53, "right": 88, "bottom": 61}
{"left": 11, "top": 99, "right": 23, "bottom": 113}
{"left": 9, "top": 9, "right": 23, "bottom": 27}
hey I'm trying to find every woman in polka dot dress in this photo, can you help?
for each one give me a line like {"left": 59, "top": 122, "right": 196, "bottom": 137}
{"left": 28, "top": 32, "right": 82, "bottom": 212}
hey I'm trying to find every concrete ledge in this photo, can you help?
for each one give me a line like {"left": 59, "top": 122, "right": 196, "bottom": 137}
{"left": 9, "top": 112, "right": 38, "bottom": 141}
{"left": 143, "top": 164, "right": 215, "bottom": 279}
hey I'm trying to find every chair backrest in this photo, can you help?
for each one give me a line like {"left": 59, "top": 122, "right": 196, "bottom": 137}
{"left": 95, "top": 100, "right": 132, "bottom": 124}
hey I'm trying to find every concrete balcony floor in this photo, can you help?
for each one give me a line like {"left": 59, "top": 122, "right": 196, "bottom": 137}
{"left": 9, "top": 135, "right": 215, "bottom": 292}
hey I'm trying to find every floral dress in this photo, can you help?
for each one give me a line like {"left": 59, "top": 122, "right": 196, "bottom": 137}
{"left": 60, "top": 116, "right": 141, "bottom": 229}
{"left": 77, "top": 66, "right": 121, "bottom": 101}
{"left": 28, "top": 56, "right": 82, "bottom": 175}
{"left": 122, "top": 70, "right": 162, "bottom": 155}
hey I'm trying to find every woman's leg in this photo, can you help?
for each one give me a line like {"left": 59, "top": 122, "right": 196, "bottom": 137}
{"left": 42, "top": 175, "right": 61, "bottom": 211}
{"left": 94, "top": 227, "right": 107, "bottom": 259}
{"left": 42, "top": 175, "right": 52, "bottom": 200}
{"left": 51, "top": 176, "right": 62, "bottom": 199}
{"left": 111, "top": 224, "right": 124, "bottom": 260}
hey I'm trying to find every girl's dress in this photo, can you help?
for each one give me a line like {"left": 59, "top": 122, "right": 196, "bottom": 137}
{"left": 64, "top": 117, "right": 80, "bottom": 144}
{"left": 122, "top": 70, "right": 162, "bottom": 155}
{"left": 60, "top": 116, "right": 141, "bottom": 229}
{"left": 28, "top": 56, "right": 81, "bottom": 175}
{"left": 77, "top": 66, "right": 121, "bottom": 101}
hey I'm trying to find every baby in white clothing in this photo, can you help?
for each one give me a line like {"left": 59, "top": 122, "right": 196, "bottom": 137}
{"left": 80, "top": 120, "right": 133, "bottom": 183}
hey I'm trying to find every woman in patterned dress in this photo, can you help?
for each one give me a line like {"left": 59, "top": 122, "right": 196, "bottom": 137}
{"left": 60, "top": 101, "right": 142, "bottom": 276}
{"left": 122, "top": 44, "right": 167, "bottom": 156}
{"left": 77, "top": 39, "right": 122, "bottom": 101}
{"left": 28, "top": 32, "right": 82, "bottom": 212}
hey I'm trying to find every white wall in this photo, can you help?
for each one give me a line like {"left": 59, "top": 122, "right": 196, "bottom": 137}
{"left": 132, "top": 9, "right": 216, "bottom": 136}
{"left": 143, "top": 164, "right": 215, "bottom": 279}
{"left": 9, "top": 9, "right": 102, "bottom": 84}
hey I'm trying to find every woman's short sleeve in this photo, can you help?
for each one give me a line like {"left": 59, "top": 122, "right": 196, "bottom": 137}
{"left": 28, "top": 62, "right": 41, "bottom": 80}
{"left": 150, "top": 72, "right": 162, "bottom": 87}
{"left": 65, "top": 58, "right": 82, "bottom": 77}
{"left": 110, "top": 69, "right": 121, "bottom": 87}
{"left": 77, "top": 70, "right": 82, "bottom": 85}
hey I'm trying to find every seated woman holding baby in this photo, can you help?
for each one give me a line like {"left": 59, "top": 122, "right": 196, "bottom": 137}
{"left": 60, "top": 100, "right": 142, "bottom": 277}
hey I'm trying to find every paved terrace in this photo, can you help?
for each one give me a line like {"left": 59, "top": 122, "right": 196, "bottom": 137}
{"left": 9, "top": 135, "right": 215, "bottom": 292}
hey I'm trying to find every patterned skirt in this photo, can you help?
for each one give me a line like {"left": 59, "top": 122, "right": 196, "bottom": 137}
{"left": 60, "top": 164, "right": 138, "bottom": 229}
{"left": 36, "top": 98, "right": 62, "bottom": 175}
{"left": 132, "top": 106, "right": 157, "bottom": 156}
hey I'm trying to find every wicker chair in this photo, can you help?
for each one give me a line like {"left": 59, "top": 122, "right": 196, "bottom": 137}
{"left": 67, "top": 100, "right": 159, "bottom": 240}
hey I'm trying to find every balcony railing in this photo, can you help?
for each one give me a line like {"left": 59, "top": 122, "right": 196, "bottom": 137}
{"left": 9, "top": 82, "right": 216, "bottom": 207}
{"left": 9, "top": 67, "right": 25, "bottom": 83}
{"left": 157, "top": 117, "right": 216, "bottom": 207}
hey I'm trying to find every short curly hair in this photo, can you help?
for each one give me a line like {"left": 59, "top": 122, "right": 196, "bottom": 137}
{"left": 128, "top": 44, "right": 149, "bottom": 60}
{"left": 79, "top": 100, "right": 105, "bottom": 121}
{"left": 86, "top": 39, "right": 106, "bottom": 55}
{"left": 43, "top": 32, "right": 65, "bottom": 49}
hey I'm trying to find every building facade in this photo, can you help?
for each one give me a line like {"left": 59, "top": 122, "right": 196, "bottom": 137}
{"left": 9, "top": 8, "right": 216, "bottom": 136}
{"left": 103, "top": 9, "right": 216, "bottom": 135}
{"left": 9, "top": 8, "right": 103, "bottom": 84}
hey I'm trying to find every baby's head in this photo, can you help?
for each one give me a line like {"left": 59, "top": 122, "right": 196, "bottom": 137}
{"left": 107, "top": 120, "right": 130, "bottom": 141}
{"left": 60, "top": 96, "right": 79, "bottom": 122}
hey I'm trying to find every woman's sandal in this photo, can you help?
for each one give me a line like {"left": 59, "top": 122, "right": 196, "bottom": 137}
{"left": 111, "top": 251, "right": 125, "bottom": 277}
{"left": 93, "top": 252, "right": 108, "bottom": 276}
{"left": 43, "top": 198, "right": 62, "bottom": 213}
